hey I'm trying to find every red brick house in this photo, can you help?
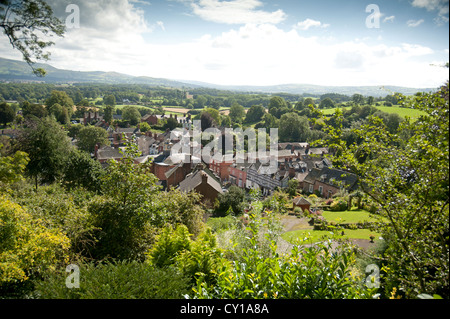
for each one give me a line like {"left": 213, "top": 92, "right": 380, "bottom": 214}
{"left": 179, "top": 169, "right": 223, "bottom": 207}
{"left": 303, "top": 167, "right": 359, "bottom": 199}
{"left": 209, "top": 155, "right": 234, "bottom": 182}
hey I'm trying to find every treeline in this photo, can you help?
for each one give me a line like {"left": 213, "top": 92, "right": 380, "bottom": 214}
{"left": 0, "top": 83, "right": 401, "bottom": 109}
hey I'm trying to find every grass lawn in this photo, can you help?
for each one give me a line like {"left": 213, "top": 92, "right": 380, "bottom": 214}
{"left": 281, "top": 228, "right": 381, "bottom": 245}
{"left": 322, "top": 209, "right": 383, "bottom": 224}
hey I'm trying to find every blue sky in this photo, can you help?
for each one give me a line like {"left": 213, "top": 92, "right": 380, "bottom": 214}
{"left": 0, "top": 0, "right": 448, "bottom": 87}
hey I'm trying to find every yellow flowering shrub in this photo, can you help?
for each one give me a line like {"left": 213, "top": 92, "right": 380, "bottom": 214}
{"left": 0, "top": 196, "right": 70, "bottom": 285}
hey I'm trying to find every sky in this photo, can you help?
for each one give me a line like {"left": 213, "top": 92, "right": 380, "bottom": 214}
{"left": 0, "top": 0, "right": 449, "bottom": 88}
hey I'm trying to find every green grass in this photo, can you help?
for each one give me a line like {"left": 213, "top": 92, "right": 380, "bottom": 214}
{"left": 281, "top": 228, "right": 381, "bottom": 245}
{"left": 322, "top": 105, "right": 426, "bottom": 120}
{"left": 322, "top": 209, "right": 383, "bottom": 224}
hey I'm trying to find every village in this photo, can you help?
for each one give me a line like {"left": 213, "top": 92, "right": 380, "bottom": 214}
{"left": 81, "top": 110, "right": 359, "bottom": 211}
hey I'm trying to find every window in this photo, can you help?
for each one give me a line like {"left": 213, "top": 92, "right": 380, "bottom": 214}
{"left": 309, "top": 184, "right": 314, "bottom": 193}
{"left": 319, "top": 186, "right": 323, "bottom": 195}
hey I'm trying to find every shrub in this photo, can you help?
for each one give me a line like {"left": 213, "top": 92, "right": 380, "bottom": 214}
{"left": 0, "top": 196, "right": 70, "bottom": 295}
{"left": 33, "top": 261, "right": 190, "bottom": 299}
{"left": 192, "top": 213, "right": 377, "bottom": 299}
{"left": 147, "top": 225, "right": 226, "bottom": 285}
{"left": 330, "top": 198, "right": 348, "bottom": 211}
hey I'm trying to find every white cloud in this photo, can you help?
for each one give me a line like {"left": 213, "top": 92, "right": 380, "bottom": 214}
{"left": 190, "top": 0, "right": 286, "bottom": 24}
{"left": 0, "top": 1, "right": 446, "bottom": 89}
{"left": 383, "top": 15, "right": 395, "bottom": 23}
{"left": 295, "top": 18, "right": 330, "bottom": 31}
{"left": 407, "top": 19, "right": 425, "bottom": 27}
{"left": 411, "top": 0, "right": 449, "bottom": 24}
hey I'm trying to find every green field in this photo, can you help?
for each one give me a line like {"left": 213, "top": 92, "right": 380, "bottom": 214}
{"left": 322, "top": 105, "right": 426, "bottom": 119}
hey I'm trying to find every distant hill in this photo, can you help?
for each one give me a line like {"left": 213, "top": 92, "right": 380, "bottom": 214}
{"left": 0, "top": 57, "right": 437, "bottom": 97}
{"left": 0, "top": 57, "right": 196, "bottom": 88}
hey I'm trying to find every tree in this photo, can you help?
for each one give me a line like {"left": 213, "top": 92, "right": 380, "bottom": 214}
{"left": 215, "top": 185, "right": 246, "bottom": 216}
{"left": 279, "top": 113, "right": 311, "bottom": 142}
{"left": 46, "top": 91, "right": 74, "bottom": 109}
{"left": 103, "top": 105, "right": 114, "bottom": 124}
{"left": 268, "top": 96, "right": 287, "bottom": 111}
{"left": 263, "top": 113, "right": 279, "bottom": 129}
{"left": 352, "top": 94, "right": 365, "bottom": 105}
{"left": 229, "top": 102, "right": 245, "bottom": 123}
{"left": 48, "top": 103, "right": 69, "bottom": 124}
{"left": 194, "top": 95, "right": 207, "bottom": 109}
{"left": 315, "top": 82, "right": 449, "bottom": 298}
{"left": 122, "top": 106, "right": 141, "bottom": 126}
{"left": 63, "top": 148, "right": 104, "bottom": 192}
{"left": 89, "top": 139, "right": 161, "bottom": 260}
{"left": 140, "top": 121, "right": 151, "bottom": 133}
{"left": 16, "top": 116, "right": 72, "bottom": 188}
{"left": 77, "top": 126, "right": 109, "bottom": 154}
{"left": 319, "top": 97, "right": 335, "bottom": 109}
{"left": 303, "top": 98, "right": 315, "bottom": 108}
{"left": 103, "top": 94, "right": 116, "bottom": 106}
{"left": 0, "top": 0, "right": 65, "bottom": 76}
{"left": 164, "top": 117, "right": 178, "bottom": 131}
{"left": 0, "top": 102, "right": 15, "bottom": 126}
{"left": 245, "top": 105, "right": 266, "bottom": 123}
{"left": 21, "top": 102, "right": 47, "bottom": 119}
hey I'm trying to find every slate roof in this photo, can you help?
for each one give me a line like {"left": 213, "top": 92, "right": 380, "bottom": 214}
{"left": 96, "top": 146, "right": 123, "bottom": 161}
{"left": 179, "top": 170, "right": 223, "bottom": 195}
{"left": 304, "top": 167, "right": 359, "bottom": 191}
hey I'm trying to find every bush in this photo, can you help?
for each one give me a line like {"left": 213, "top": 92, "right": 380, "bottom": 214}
{"left": 33, "top": 261, "right": 190, "bottom": 299}
{"left": 330, "top": 198, "right": 348, "bottom": 211}
{"left": 192, "top": 213, "right": 377, "bottom": 299}
{"left": 207, "top": 215, "right": 237, "bottom": 233}
{"left": 0, "top": 196, "right": 70, "bottom": 294}
{"left": 146, "top": 225, "right": 226, "bottom": 285}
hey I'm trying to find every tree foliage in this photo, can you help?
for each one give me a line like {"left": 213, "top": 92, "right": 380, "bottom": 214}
{"left": 314, "top": 82, "right": 449, "bottom": 298}
{"left": 0, "top": 0, "right": 65, "bottom": 76}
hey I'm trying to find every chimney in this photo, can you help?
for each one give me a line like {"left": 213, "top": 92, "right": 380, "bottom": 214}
{"left": 94, "top": 143, "right": 99, "bottom": 158}
{"left": 201, "top": 171, "right": 208, "bottom": 184}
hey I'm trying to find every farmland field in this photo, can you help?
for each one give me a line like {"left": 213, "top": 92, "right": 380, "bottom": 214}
{"left": 322, "top": 105, "right": 426, "bottom": 119}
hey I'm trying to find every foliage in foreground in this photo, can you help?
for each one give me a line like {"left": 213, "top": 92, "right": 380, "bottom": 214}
{"left": 33, "top": 261, "right": 190, "bottom": 299}
{"left": 192, "top": 204, "right": 377, "bottom": 299}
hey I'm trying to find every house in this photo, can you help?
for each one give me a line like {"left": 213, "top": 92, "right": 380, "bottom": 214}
{"left": 228, "top": 161, "right": 253, "bottom": 189}
{"left": 95, "top": 145, "right": 123, "bottom": 164}
{"left": 209, "top": 155, "right": 234, "bottom": 182}
{"left": 83, "top": 111, "right": 103, "bottom": 125}
{"left": 303, "top": 167, "right": 359, "bottom": 198}
{"left": 179, "top": 168, "right": 224, "bottom": 206}
{"left": 165, "top": 160, "right": 193, "bottom": 190}
{"left": 292, "top": 197, "right": 311, "bottom": 213}
{"left": 141, "top": 114, "right": 165, "bottom": 126}
{"left": 246, "top": 161, "right": 289, "bottom": 196}
{"left": 112, "top": 127, "right": 141, "bottom": 148}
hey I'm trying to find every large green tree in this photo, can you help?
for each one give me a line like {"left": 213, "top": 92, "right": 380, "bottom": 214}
{"left": 279, "top": 112, "right": 311, "bottom": 142}
{"left": 0, "top": 102, "right": 15, "bottom": 126}
{"left": 122, "top": 106, "right": 141, "bottom": 126}
{"left": 16, "top": 116, "right": 72, "bottom": 188}
{"left": 77, "top": 125, "right": 109, "bottom": 154}
{"left": 315, "top": 82, "right": 449, "bottom": 298}
{"left": 229, "top": 102, "right": 245, "bottom": 123}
